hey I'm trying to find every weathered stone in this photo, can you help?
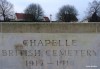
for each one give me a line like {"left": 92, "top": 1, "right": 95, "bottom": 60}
{"left": 0, "top": 22, "right": 99, "bottom": 69}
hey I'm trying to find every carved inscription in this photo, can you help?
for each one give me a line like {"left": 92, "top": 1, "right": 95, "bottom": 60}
{"left": 1, "top": 33, "right": 99, "bottom": 69}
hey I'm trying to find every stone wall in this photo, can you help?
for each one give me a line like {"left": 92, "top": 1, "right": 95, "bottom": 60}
{"left": 0, "top": 22, "right": 100, "bottom": 33}
{"left": 0, "top": 22, "right": 100, "bottom": 69}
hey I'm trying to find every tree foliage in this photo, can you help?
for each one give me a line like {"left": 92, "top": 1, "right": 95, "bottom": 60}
{"left": 24, "top": 3, "right": 44, "bottom": 22}
{"left": 56, "top": 5, "right": 78, "bottom": 22}
{"left": 0, "top": 0, "right": 14, "bottom": 21}
{"left": 86, "top": 0, "right": 100, "bottom": 22}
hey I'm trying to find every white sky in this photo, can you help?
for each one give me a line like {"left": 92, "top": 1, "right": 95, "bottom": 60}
{"left": 7, "top": 0, "right": 95, "bottom": 21}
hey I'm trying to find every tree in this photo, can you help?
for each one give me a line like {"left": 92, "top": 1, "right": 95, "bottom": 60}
{"left": 89, "top": 12, "right": 99, "bottom": 22}
{"left": 86, "top": 0, "right": 100, "bottom": 22}
{"left": 0, "top": 0, "right": 14, "bottom": 21}
{"left": 24, "top": 3, "right": 44, "bottom": 22}
{"left": 56, "top": 5, "right": 78, "bottom": 22}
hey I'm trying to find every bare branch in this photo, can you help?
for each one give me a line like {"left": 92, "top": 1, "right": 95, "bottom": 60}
{"left": 56, "top": 5, "right": 78, "bottom": 22}
{"left": 24, "top": 3, "right": 44, "bottom": 22}
{"left": 0, "top": 0, "right": 14, "bottom": 21}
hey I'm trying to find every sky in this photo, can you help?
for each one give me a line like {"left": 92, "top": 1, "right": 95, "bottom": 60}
{"left": 7, "top": 0, "right": 95, "bottom": 21}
